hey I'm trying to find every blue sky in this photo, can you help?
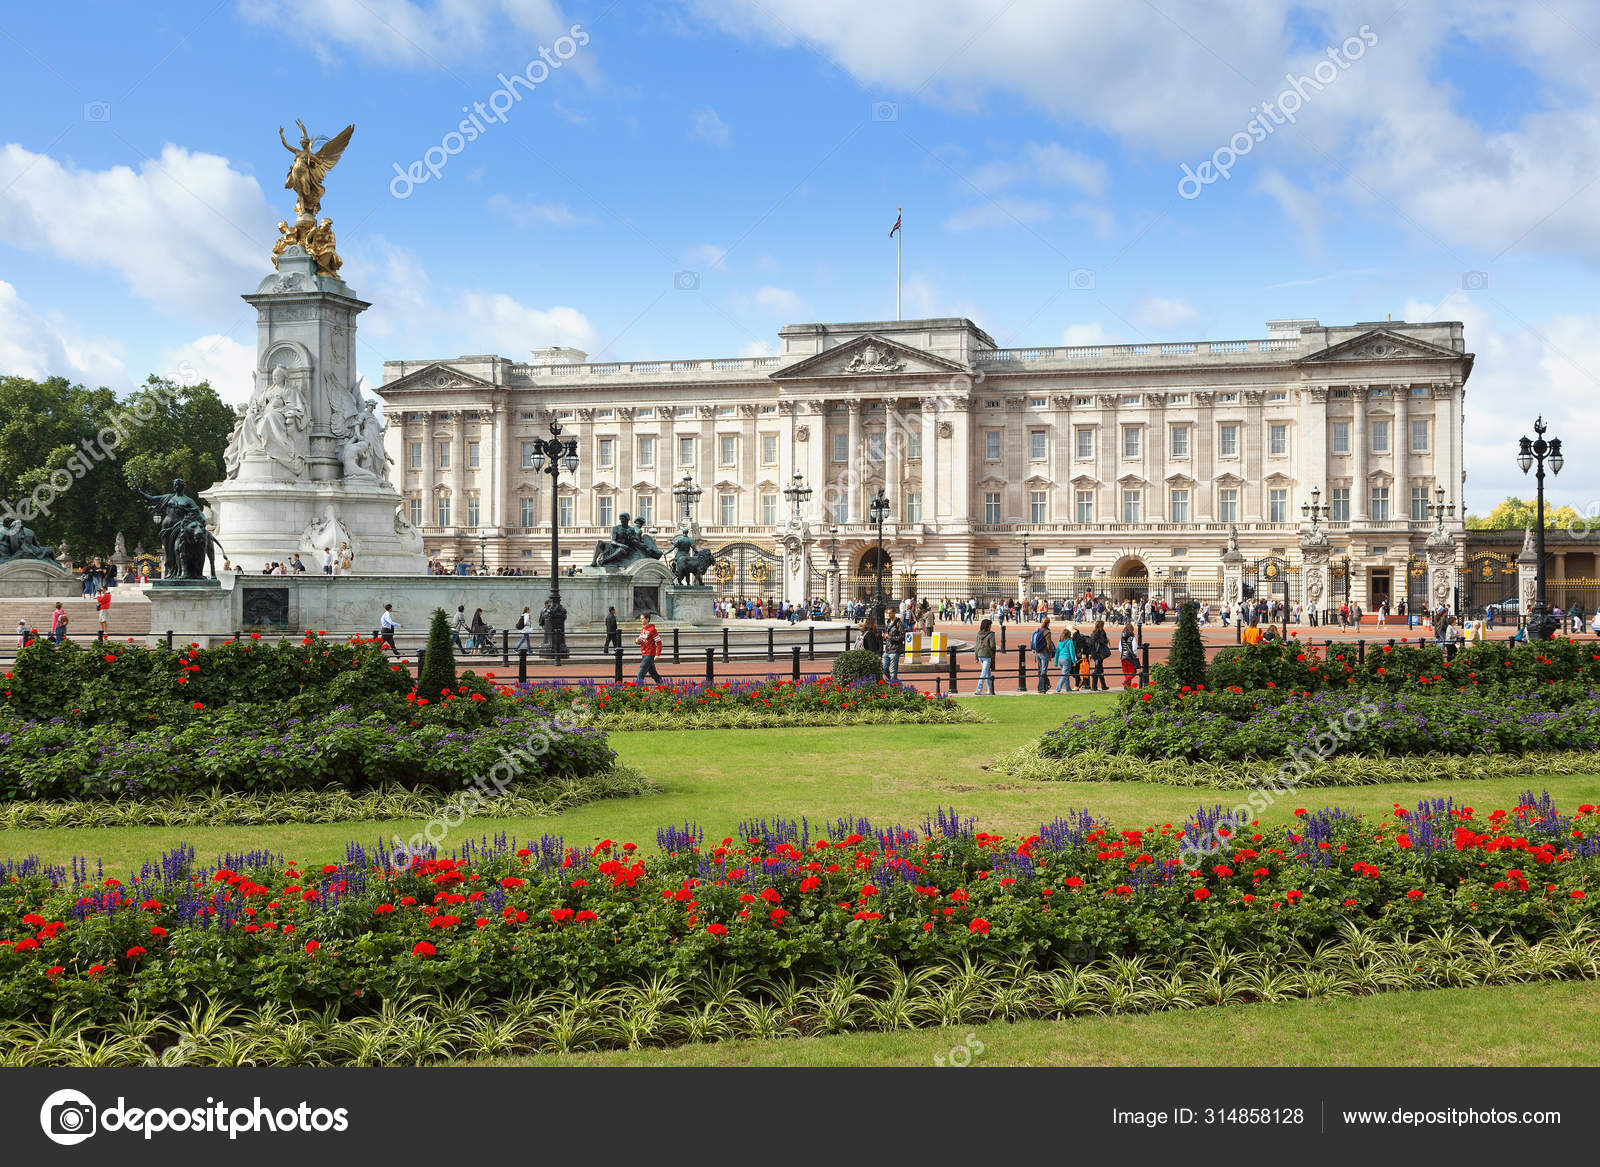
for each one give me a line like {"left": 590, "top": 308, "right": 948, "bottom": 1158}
{"left": 4, "top": 0, "right": 1600, "bottom": 512}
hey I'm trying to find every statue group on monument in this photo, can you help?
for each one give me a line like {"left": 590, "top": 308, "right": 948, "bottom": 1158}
{"left": 132, "top": 478, "right": 223, "bottom": 580}
{"left": 0, "top": 518, "right": 59, "bottom": 565}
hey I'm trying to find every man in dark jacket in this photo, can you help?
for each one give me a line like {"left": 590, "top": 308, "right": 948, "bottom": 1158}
{"left": 603, "top": 606, "right": 621, "bottom": 653}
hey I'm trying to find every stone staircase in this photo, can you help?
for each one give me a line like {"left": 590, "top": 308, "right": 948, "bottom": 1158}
{"left": 0, "top": 592, "right": 152, "bottom": 645}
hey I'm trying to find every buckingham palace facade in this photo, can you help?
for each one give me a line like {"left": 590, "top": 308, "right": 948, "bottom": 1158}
{"left": 377, "top": 315, "right": 1472, "bottom": 608}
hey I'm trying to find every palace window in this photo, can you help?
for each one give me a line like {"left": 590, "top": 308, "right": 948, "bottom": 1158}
{"left": 467, "top": 441, "right": 480, "bottom": 469}
{"left": 1030, "top": 431, "right": 1047, "bottom": 461}
{"left": 1372, "top": 420, "right": 1390, "bottom": 453}
{"left": 1075, "top": 428, "right": 1094, "bottom": 459}
{"left": 761, "top": 493, "right": 778, "bottom": 525}
{"left": 1123, "top": 426, "right": 1141, "bottom": 458}
{"left": 597, "top": 437, "right": 614, "bottom": 468}
{"left": 1411, "top": 486, "right": 1430, "bottom": 522}
{"left": 1218, "top": 425, "right": 1238, "bottom": 457}
{"left": 408, "top": 442, "right": 422, "bottom": 469}
{"left": 1169, "top": 393, "right": 1190, "bottom": 405}
{"left": 598, "top": 496, "right": 614, "bottom": 528}
{"left": 409, "top": 498, "right": 423, "bottom": 526}
{"left": 598, "top": 409, "right": 614, "bottom": 420}
{"left": 1170, "top": 426, "right": 1189, "bottom": 458}
{"left": 637, "top": 494, "right": 655, "bottom": 525}
{"left": 1269, "top": 391, "right": 1287, "bottom": 402}
{"left": 1218, "top": 488, "right": 1238, "bottom": 523}
{"left": 637, "top": 408, "right": 655, "bottom": 419}
{"left": 1029, "top": 491, "right": 1047, "bottom": 524}
{"left": 1170, "top": 488, "right": 1189, "bottom": 523}
{"left": 761, "top": 434, "right": 778, "bottom": 465}
{"left": 1218, "top": 393, "right": 1238, "bottom": 403}
{"left": 1332, "top": 421, "right": 1350, "bottom": 454}
{"left": 465, "top": 496, "right": 479, "bottom": 527}
{"left": 679, "top": 436, "right": 695, "bottom": 466}
{"left": 1411, "top": 419, "right": 1429, "bottom": 452}
{"left": 1370, "top": 486, "right": 1391, "bottom": 521}
{"left": 1122, "top": 394, "right": 1140, "bottom": 406}
{"left": 985, "top": 431, "right": 1001, "bottom": 461}
{"left": 520, "top": 498, "right": 535, "bottom": 528}
{"left": 1029, "top": 397, "right": 1047, "bottom": 408}
{"left": 870, "top": 432, "right": 885, "bottom": 463}
{"left": 832, "top": 499, "right": 848, "bottom": 523}
{"left": 637, "top": 437, "right": 655, "bottom": 468}
{"left": 984, "top": 492, "right": 1002, "bottom": 523}
{"left": 1269, "top": 488, "right": 1288, "bottom": 523}
{"left": 1269, "top": 425, "right": 1288, "bottom": 456}
{"left": 521, "top": 441, "right": 536, "bottom": 469}
{"left": 832, "top": 432, "right": 848, "bottom": 463}
{"left": 559, "top": 496, "right": 574, "bottom": 528}
{"left": 1075, "top": 490, "right": 1094, "bottom": 523}
{"left": 719, "top": 494, "right": 736, "bottom": 525}
{"left": 907, "top": 431, "right": 922, "bottom": 460}
{"left": 905, "top": 491, "right": 922, "bottom": 523}
{"left": 720, "top": 434, "right": 736, "bottom": 465}
{"left": 1122, "top": 489, "right": 1142, "bottom": 524}
{"left": 438, "top": 441, "right": 451, "bottom": 469}
{"left": 436, "top": 495, "right": 451, "bottom": 527}
{"left": 1330, "top": 488, "right": 1350, "bottom": 521}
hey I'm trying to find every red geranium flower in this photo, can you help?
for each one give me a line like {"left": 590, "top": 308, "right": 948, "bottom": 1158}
{"left": 304, "top": 940, "right": 320, "bottom": 953}
{"left": 411, "top": 941, "right": 436, "bottom": 957}
{"left": 968, "top": 918, "right": 990, "bottom": 933}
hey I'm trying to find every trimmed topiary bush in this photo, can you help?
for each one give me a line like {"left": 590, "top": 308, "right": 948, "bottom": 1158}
{"left": 1167, "top": 600, "right": 1206, "bottom": 689}
{"left": 831, "top": 649, "right": 885, "bottom": 684}
{"left": 416, "top": 607, "right": 458, "bottom": 704}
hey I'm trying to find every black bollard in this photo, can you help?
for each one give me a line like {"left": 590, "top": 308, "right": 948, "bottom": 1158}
{"left": 518, "top": 650, "right": 528, "bottom": 684}
{"left": 502, "top": 630, "right": 509, "bottom": 667}
{"left": 767, "top": 626, "right": 774, "bottom": 662}
{"left": 705, "top": 647, "right": 714, "bottom": 686}
{"left": 808, "top": 625, "right": 815, "bottom": 661}
{"left": 613, "top": 649, "right": 623, "bottom": 684}
{"left": 722, "top": 626, "right": 729, "bottom": 664}
{"left": 948, "top": 646, "right": 959, "bottom": 694}
{"left": 1017, "top": 645, "right": 1027, "bottom": 693}
{"left": 792, "top": 644, "right": 801, "bottom": 681}
{"left": 672, "top": 627, "right": 680, "bottom": 664}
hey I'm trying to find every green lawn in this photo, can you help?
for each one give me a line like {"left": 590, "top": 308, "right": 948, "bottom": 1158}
{"left": 478, "top": 980, "right": 1600, "bottom": 1068}
{"left": 8, "top": 694, "right": 1600, "bottom": 869}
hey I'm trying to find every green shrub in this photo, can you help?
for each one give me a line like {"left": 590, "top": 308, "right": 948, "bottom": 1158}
{"left": 831, "top": 649, "right": 885, "bottom": 684}
{"left": 1165, "top": 600, "right": 1206, "bottom": 688}
{"left": 416, "top": 608, "right": 458, "bottom": 705}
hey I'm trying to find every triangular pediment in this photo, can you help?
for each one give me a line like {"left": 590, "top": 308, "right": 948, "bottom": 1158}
{"left": 770, "top": 334, "right": 970, "bottom": 380}
{"left": 1069, "top": 473, "right": 1100, "bottom": 488}
{"left": 382, "top": 362, "right": 499, "bottom": 392}
{"left": 1296, "top": 328, "right": 1463, "bottom": 365}
{"left": 975, "top": 474, "right": 1008, "bottom": 488}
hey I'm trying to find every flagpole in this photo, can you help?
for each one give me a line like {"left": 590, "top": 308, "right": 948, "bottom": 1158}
{"left": 896, "top": 205, "right": 902, "bottom": 321}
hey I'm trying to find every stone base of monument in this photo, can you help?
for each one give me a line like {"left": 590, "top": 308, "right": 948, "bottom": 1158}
{"left": 0, "top": 559, "right": 78, "bottom": 598}
{"left": 203, "top": 479, "right": 426, "bottom": 576}
{"left": 141, "top": 556, "right": 723, "bottom": 646}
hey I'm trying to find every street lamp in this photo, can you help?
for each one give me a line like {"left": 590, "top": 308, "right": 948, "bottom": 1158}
{"left": 529, "top": 420, "right": 579, "bottom": 660}
{"left": 869, "top": 486, "right": 890, "bottom": 620}
{"left": 476, "top": 529, "right": 488, "bottom": 576}
{"left": 782, "top": 471, "right": 812, "bottom": 524}
{"left": 1518, "top": 416, "right": 1563, "bottom": 639}
{"left": 828, "top": 523, "right": 838, "bottom": 567}
{"left": 673, "top": 473, "right": 702, "bottom": 527}
{"left": 1302, "top": 486, "right": 1329, "bottom": 532}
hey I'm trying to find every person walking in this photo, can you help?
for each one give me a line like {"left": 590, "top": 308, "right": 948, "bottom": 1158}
{"left": 974, "top": 617, "right": 996, "bottom": 694}
{"left": 1118, "top": 622, "right": 1139, "bottom": 688}
{"left": 1053, "top": 624, "right": 1079, "bottom": 692}
{"left": 1030, "top": 617, "right": 1054, "bottom": 693}
{"left": 379, "top": 604, "right": 401, "bottom": 657}
{"left": 635, "top": 613, "right": 664, "bottom": 684}
{"left": 1088, "top": 619, "right": 1111, "bottom": 690}
{"left": 49, "top": 602, "right": 67, "bottom": 644}
{"left": 513, "top": 606, "right": 533, "bottom": 653}
{"left": 323, "top": 547, "right": 334, "bottom": 574}
{"left": 96, "top": 588, "right": 110, "bottom": 637}
{"left": 884, "top": 611, "right": 905, "bottom": 683}
{"left": 451, "top": 606, "right": 470, "bottom": 652}
{"left": 603, "top": 606, "right": 621, "bottom": 654}
{"left": 858, "top": 615, "right": 884, "bottom": 661}
{"left": 468, "top": 607, "right": 491, "bottom": 654}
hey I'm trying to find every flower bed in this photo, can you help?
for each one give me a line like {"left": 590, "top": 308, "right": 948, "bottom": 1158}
{"left": 0, "top": 794, "right": 1593, "bottom": 1027}
{"left": 511, "top": 677, "right": 973, "bottom": 730}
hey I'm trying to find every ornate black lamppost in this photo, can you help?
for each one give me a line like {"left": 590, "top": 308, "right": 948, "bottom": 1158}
{"left": 828, "top": 523, "right": 839, "bottom": 567}
{"left": 476, "top": 529, "right": 488, "bottom": 576}
{"left": 1302, "top": 486, "right": 1329, "bottom": 531}
{"left": 673, "top": 472, "right": 701, "bottom": 527}
{"left": 529, "top": 420, "right": 578, "bottom": 659}
{"left": 1020, "top": 530, "right": 1032, "bottom": 608}
{"left": 782, "top": 471, "right": 812, "bottom": 524}
{"left": 1518, "top": 416, "right": 1564, "bottom": 639}
{"left": 869, "top": 486, "right": 890, "bottom": 620}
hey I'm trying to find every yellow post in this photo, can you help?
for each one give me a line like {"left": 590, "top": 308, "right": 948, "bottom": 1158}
{"left": 905, "top": 631, "right": 921, "bottom": 663}
{"left": 930, "top": 632, "right": 945, "bottom": 664}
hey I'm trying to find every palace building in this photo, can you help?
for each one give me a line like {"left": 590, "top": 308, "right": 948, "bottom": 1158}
{"left": 377, "top": 315, "right": 1472, "bottom": 609}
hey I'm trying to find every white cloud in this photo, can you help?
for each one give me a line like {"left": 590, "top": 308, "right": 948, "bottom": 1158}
{"left": 456, "top": 291, "right": 595, "bottom": 352}
{"left": 486, "top": 193, "right": 587, "bottom": 226}
{"left": 1130, "top": 295, "right": 1201, "bottom": 333}
{"left": 0, "top": 280, "right": 128, "bottom": 386}
{"left": 969, "top": 141, "right": 1107, "bottom": 197}
{"left": 1256, "top": 170, "right": 1324, "bottom": 256}
{"left": 944, "top": 198, "right": 1052, "bottom": 232}
{"left": 1060, "top": 322, "right": 1121, "bottom": 346}
{"left": 682, "top": 242, "right": 729, "bottom": 271}
{"left": 752, "top": 285, "right": 807, "bottom": 315}
{"left": 159, "top": 334, "right": 256, "bottom": 406}
{"left": 738, "top": 338, "right": 775, "bottom": 357}
{"left": 0, "top": 143, "right": 273, "bottom": 316}
{"left": 691, "top": 106, "right": 732, "bottom": 146}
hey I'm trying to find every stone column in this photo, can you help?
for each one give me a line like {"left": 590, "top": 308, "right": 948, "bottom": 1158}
{"left": 825, "top": 558, "right": 841, "bottom": 612}
{"left": 1427, "top": 525, "right": 1459, "bottom": 614}
{"left": 1434, "top": 383, "right": 1458, "bottom": 509}
{"left": 741, "top": 403, "right": 758, "bottom": 526}
{"left": 420, "top": 411, "right": 437, "bottom": 529}
{"left": 847, "top": 400, "right": 863, "bottom": 524}
{"left": 949, "top": 399, "right": 972, "bottom": 525}
{"left": 1221, "top": 528, "right": 1245, "bottom": 611}
{"left": 1517, "top": 526, "right": 1539, "bottom": 613}
{"left": 451, "top": 411, "right": 466, "bottom": 537}
{"left": 1392, "top": 384, "right": 1409, "bottom": 522}
{"left": 1351, "top": 386, "right": 1370, "bottom": 523}
{"left": 805, "top": 400, "right": 827, "bottom": 523}
{"left": 1300, "top": 530, "right": 1331, "bottom": 622}
{"left": 883, "top": 397, "right": 901, "bottom": 511}
{"left": 921, "top": 398, "right": 939, "bottom": 526}
{"left": 493, "top": 396, "right": 510, "bottom": 535}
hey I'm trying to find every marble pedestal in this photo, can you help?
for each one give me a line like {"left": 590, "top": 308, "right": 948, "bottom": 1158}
{"left": 0, "top": 559, "right": 77, "bottom": 597}
{"left": 204, "top": 479, "right": 424, "bottom": 576}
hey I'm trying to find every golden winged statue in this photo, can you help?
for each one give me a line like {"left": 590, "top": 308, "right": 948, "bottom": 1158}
{"left": 278, "top": 120, "right": 354, "bottom": 219}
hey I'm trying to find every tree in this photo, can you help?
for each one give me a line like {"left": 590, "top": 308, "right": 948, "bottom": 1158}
{"left": 1168, "top": 600, "right": 1206, "bottom": 688}
{"left": 1465, "top": 496, "right": 1583, "bottom": 530}
{"left": 416, "top": 608, "right": 458, "bottom": 704}
{"left": 0, "top": 374, "right": 232, "bottom": 560}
